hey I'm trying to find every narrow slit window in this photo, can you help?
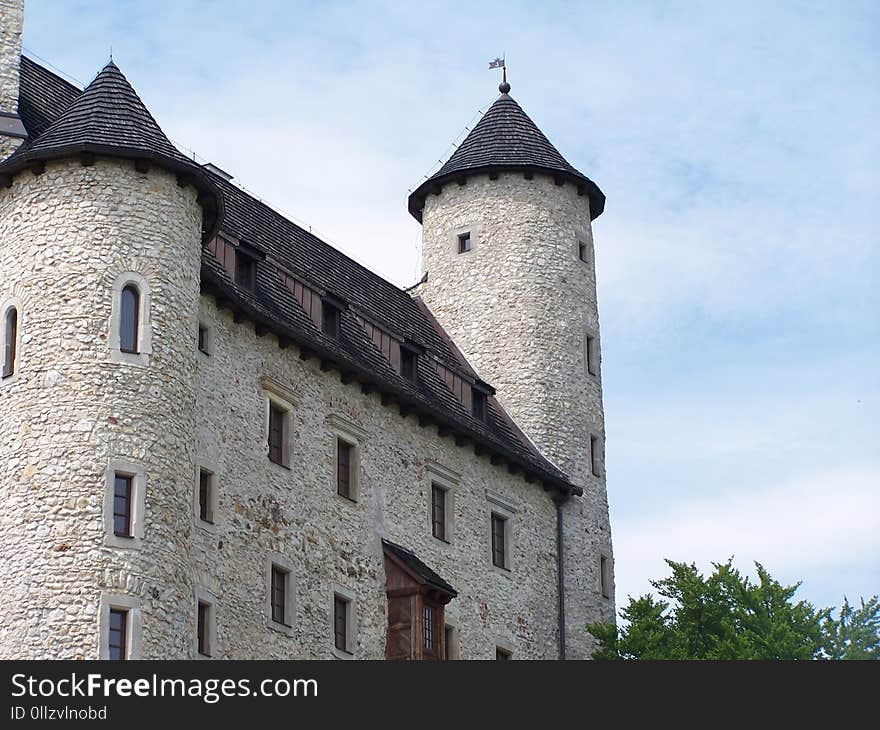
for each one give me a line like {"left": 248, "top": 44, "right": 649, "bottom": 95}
{"left": 444, "top": 626, "right": 455, "bottom": 660}
{"left": 268, "top": 402, "right": 287, "bottom": 466}
{"left": 578, "top": 240, "right": 589, "bottom": 263}
{"left": 423, "top": 604, "right": 435, "bottom": 653}
{"left": 491, "top": 513, "right": 507, "bottom": 569}
{"left": 198, "top": 324, "right": 210, "bottom": 355}
{"left": 600, "top": 555, "right": 611, "bottom": 599}
{"left": 431, "top": 484, "right": 447, "bottom": 541}
{"left": 336, "top": 439, "right": 353, "bottom": 500}
{"left": 333, "top": 595, "right": 349, "bottom": 652}
{"left": 113, "top": 474, "right": 133, "bottom": 538}
{"left": 457, "top": 232, "right": 472, "bottom": 253}
{"left": 108, "top": 608, "right": 128, "bottom": 660}
{"left": 270, "top": 565, "right": 289, "bottom": 626}
{"left": 198, "top": 469, "right": 214, "bottom": 524}
{"left": 2, "top": 307, "right": 17, "bottom": 379}
{"left": 119, "top": 284, "right": 140, "bottom": 354}
{"left": 234, "top": 250, "right": 256, "bottom": 289}
{"left": 586, "top": 334, "right": 597, "bottom": 376}
{"left": 197, "top": 601, "right": 211, "bottom": 657}
{"left": 590, "top": 434, "right": 601, "bottom": 477}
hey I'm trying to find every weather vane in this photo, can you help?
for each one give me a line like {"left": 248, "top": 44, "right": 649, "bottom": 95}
{"left": 488, "top": 55, "right": 510, "bottom": 94}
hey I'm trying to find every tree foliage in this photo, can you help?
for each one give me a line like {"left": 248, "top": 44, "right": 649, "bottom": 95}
{"left": 587, "top": 559, "right": 878, "bottom": 660}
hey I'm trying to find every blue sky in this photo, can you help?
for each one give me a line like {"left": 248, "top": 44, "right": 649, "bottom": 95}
{"left": 21, "top": 1, "right": 879, "bottom": 612}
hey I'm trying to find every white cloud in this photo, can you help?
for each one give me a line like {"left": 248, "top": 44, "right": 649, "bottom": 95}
{"left": 612, "top": 464, "right": 880, "bottom": 610}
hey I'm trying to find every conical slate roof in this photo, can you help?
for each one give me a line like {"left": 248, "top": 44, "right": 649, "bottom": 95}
{"left": 1, "top": 61, "right": 221, "bottom": 239}
{"left": 408, "top": 90, "right": 604, "bottom": 222}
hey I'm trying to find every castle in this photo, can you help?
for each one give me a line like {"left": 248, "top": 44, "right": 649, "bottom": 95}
{"left": 0, "top": 0, "right": 613, "bottom": 660}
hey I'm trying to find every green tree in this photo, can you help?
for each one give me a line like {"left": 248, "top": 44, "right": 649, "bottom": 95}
{"left": 821, "top": 596, "right": 880, "bottom": 660}
{"left": 587, "top": 559, "right": 834, "bottom": 659}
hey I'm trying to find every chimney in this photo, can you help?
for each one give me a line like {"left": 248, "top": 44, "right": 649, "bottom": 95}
{"left": 0, "top": 0, "right": 27, "bottom": 159}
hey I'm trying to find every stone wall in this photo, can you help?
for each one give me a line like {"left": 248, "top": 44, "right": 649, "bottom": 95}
{"left": 418, "top": 171, "right": 615, "bottom": 657}
{"left": 0, "top": 158, "right": 203, "bottom": 658}
{"left": 0, "top": 0, "right": 24, "bottom": 160}
{"left": 0, "top": 158, "right": 564, "bottom": 659}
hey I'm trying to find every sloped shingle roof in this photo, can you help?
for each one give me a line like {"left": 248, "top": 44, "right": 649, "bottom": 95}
{"left": 408, "top": 91, "right": 604, "bottom": 222}
{"left": 14, "top": 56, "right": 578, "bottom": 496}
{"left": 382, "top": 540, "right": 457, "bottom": 597}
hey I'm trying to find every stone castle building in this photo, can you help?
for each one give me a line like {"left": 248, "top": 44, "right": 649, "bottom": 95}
{"left": 0, "top": 0, "right": 613, "bottom": 660}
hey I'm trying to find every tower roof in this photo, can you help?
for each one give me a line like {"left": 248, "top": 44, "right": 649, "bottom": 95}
{"left": 1, "top": 60, "right": 221, "bottom": 239}
{"left": 408, "top": 90, "right": 605, "bottom": 222}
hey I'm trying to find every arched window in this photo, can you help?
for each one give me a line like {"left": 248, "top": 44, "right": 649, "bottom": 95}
{"left": 119, "top": 284, "right": 140, "bottom": 354}
{"left": 2, "top": 307, "right": 17, "bottom": 378}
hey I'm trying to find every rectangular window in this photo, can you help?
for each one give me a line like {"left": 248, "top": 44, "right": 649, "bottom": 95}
{"left": 333, "top": 595, "right": 349, "bottom": 653}
{"left": 401, "top": 348, "right": 418, "bottom": 381}
{"left": 198, "top": 469, "right": 214, "bottom": 524}
{"left": 3, "top": 307, "right": 17, "bottom": 379}
{"left": 600, "top": 555, "right": 611, "bottom": 599}
{"left": 234, "top": 250, "right": 256, "bottom": 289}
{"left": 457, "top": 232, "right": 472, "bottom": 253}
{"left": 472, "top": 389, "right": 487, "bottom": 422}
{"left": 198, "top": 324, "right": 210, "bottom": 355}
{"left": 431, "top": 484, "right": 447, "bottom": 541}
{"left": 444, "top": 626, "right": 455, "bottom": 660}
{"left": 113, "top": 474, "right": 133, "bottom": 538}
{"left": 491, "top": 513, "right": 507, "bottom": 569}
{"left": 268, "top": 402, "right": 287, "bottom": 466}
{"left": 270, "top": 565, "right": 289, "bottom": 626}
{"left": 586, "top": 334, "right": 597, "bottom": 376}
{"left": 322, "top": 301, "right": 341, "bottom": 338}
{"left": 336, "top": 439, "right": 353, "bottom": 500}
{"left": 496, "top": 646, "right": 511, "bottom": 660}
{"left": 578, "top": 240, "right": 589, "bottom": 263}
{"left": 197, "top": 601, "right": 211, "bottom": 657}
{"left": 590, "top": 434, "right": 601, "bottom": 477}
{"left": 108, "top": 608, "right": 128, "bottom": 660}
{"left": 423, "top": 604, "right": 435, "bottom": 653}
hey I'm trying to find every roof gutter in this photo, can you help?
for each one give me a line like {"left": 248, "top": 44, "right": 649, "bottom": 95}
{"left": 553, "top": 493, "right": 569, "bottom": 660}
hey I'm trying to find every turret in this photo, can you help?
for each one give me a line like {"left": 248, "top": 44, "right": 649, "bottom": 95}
{"left": 0, "top": 59, "right": 221, "bottom": 658}
{"left": 0, "top": 0, "right": 27, "bottom": 159}
{"left": 410, "top": 78, "right": 614, "bottom": 657}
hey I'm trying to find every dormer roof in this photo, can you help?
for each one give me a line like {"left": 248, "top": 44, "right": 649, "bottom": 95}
{"left": 408, "top": 91, "right": 604, "bottom": 222}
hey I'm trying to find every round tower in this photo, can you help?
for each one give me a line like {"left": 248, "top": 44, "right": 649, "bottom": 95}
{"left": 0, "top": 61, "right": 220, "bottom": 658}
{"left": 410, "top": 80, "right": 614, "bottom": 657}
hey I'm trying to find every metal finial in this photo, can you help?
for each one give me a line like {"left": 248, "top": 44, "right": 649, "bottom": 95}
{"left": 489, "top": 55, "right": 510, "bottom": 94}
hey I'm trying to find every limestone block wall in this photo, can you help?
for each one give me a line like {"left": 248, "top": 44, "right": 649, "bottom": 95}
{"left": 418, "top": 172, "right": 615, "bottom": 657}
{"left": 0, "top": 158, "right": 203, "bottom": 658}
{"left": 192, "top": 295, "right": 561, "bottom": 659}
{"left": 0, "top": 0, "right": 24, "bottom": 160}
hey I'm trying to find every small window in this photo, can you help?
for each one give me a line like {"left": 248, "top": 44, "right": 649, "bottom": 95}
{"left": 268, "top": 402, "right": 288, "bottom": 467}
{"left": 234, "top": 250, "right": 256, "bottom": 289}
{"left": 119, "top": 284, "right": 140, "bottom": 354}
{"left": 600, "top": 555, "right": 612, "bottom": 599}
{"left": 457, "top": 232, "right": 472, "bottom": 253}
{"left": 333, "top": 595, "right": 351, "bottom": 653}
{"left": 270, "top": 564, "right": 290, "bottom": 627}
{"left": 322, "top": 301, "right": 341, "bottom": 338}
{"left": 423, "top": 604, "right": 435, "bottom": 653}
{"left": 197, "top": 600, "right": 213, "bottom": 657}
{"left": 198, "top": 324, "right": 211, "bottom": 355}
{"left": 472, "top": 389, "right": 487, "bottom": 422}
{"left": 401, "top": 348, "right": 418, "bottom": 381}
{"left": 113, "top": 474, "right": 133, "bottom": 538}
{"left": 108, "top": 608, "right": 128, "bottom": 660}
{"left": 336, "top": 439, "right": 354, "bottom": 500}
{"left": 496, "top": 646, "right": 511, "bottom": 660}
{"left": 590, "top": 434, "right": 601, "bottom": 477}
{"left": 491, "top": 513, "right": 507, "bottom": 569}
{"left": 444, "top": 625, "right": 459, "bottom": 660}
{"left": 586, "top": 334, "right": 597, "bottom": 376}
{"left": 431, "top": 484, "right": 447, "bottom": 541}
{"left": 578, "top": 240, "right": 589, "bottom": 263}
{"left": 2, "top": 306, "right": 17, "bottom": 379}
{"left": 198, "top": 469, "right": 214, "bottom": 524}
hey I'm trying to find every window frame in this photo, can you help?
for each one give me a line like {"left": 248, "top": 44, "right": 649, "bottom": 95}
{"left": 425, "top": 461, "right": 459, "bottom": 545}
{"left": 330, "top": 585, "right": 357, "bottom": 659}
{"left": 98, "top": 593, "right": 141, "bottom": 660}
{"left": 197, "top": 467, "right": 216, "bottom": 525}
{"left": 328, "top": 414, "right": 367, "bottom": 504}
{"left": 119, "top": 283, "right": 140, "bottom": 354}
{"left": 471, "top": 388, "right": 488, "bottom": 422}
{"left": 112, "top": 473, "right": 133, "bottom": 538}
{"left": 431, "top": 483, "right": 448, "bottom": 542}
{"left": 321, "top": 300, "right": 341, "bottom": 339}
{"left": 103, "top": 460, "right": 146, "bottom": 549}
{"left": 2, "top": 303, "right": 19, "bottom": 380}
{"left": 457, "top": 231, "right": 472, "bottom": 254}
{"left": 585, "top": 333, "right": 598, "bottom": 376}
{"left": 491, "top": 513, "right": 508, "bottom": 570}
{"left": 486, "top": 490, "right": 518, "bottom": 573}
{"left": 600, "top": 554, "right": 612, "bottom": 599}
{"left": 234, "top": 249, "right": 257, "bottom": 290}
{"left": 590, "top": 434, "right": 602, "bottom": 477}
{"left": 400, "top": 346, "right": 419, "bottom": 382}
{"left": 197, "top": 321, "right": 213, "bottom": 356}
{"left": 194, "top": 588, "right": 217, "bottom": 659}
{"left": 109, "top": 272, "right": 152, "bottom": 366}
{"left": 336, "top": 437, "right": 355, "bottom": 500}
{"left": 265, "top": 553, "right": 296, "bottom": 637}
{"left": 266, "top": 400, "right": 290, "bottom": 468}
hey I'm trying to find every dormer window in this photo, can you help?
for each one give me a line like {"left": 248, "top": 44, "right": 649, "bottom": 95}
{"left": 471, "top": 388, "right": 487, "bottom": 422}
{"left": 457, "top": 232, "right": 472, "bottom": 254}
{"left": 322, "top": 300, "right": 341, "bottom": 338}
{"left": 234, "top": 249, "right": 256, "bottom": 289}
{"left": 401, "top": 347, "right": 418, "bottom": 382}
